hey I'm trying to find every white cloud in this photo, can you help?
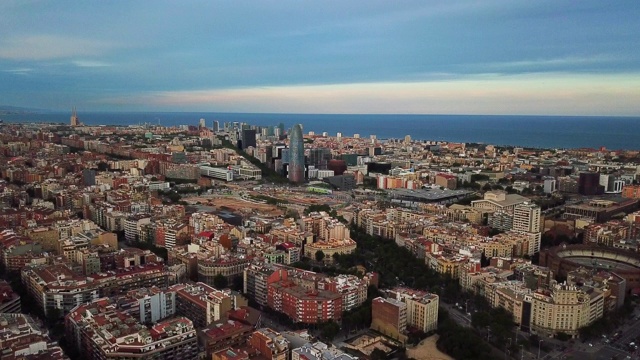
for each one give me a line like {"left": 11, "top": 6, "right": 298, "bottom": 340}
{"left": 72, "top": 60, "right": 112, "bottom": 68}
{"left": 2, "top": 68, "right": 33, "bottom": 75}
{"left": 0, "top": 35, "right": 118, "bottom": 60}
{"left": 480, "top": 54, "right": 626, "bottom": 70}
{"left": 97, "top": 72, "right": 640, "bottom": 116}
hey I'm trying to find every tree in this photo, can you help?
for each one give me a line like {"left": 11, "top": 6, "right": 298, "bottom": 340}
{"left": 315, "top": 250, "right": 326, "bottom": 263}
{"left": 370, "top": 348, "right": 387, "bottom": 360}
{"left": 213, "top": 274, "right": 228, "bottom": 289}
{"left": 231, "top": 275, "right": 244, "bottom": 292}
{"left": 471, "top": 311, "right": 492, "bottom": 329}
{"left": 97, "top": 162, "right": 109, "bottom": 171}
{"left": 320, "top": 321, "right": 340, "bottom": 341}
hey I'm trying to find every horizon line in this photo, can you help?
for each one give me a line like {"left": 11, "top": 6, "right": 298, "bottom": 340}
{"left": 3, "top": 108, "right": 640, "bottom": 119}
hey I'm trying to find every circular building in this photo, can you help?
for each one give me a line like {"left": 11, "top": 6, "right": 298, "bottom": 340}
{"left": 540, "top": 244, "right": 640, "bottom": 289}
{"left": 327, "top": 159, "right": 347, "bottom": 175}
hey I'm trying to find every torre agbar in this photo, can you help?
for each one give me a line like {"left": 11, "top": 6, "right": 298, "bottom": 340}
{"left": 288, "top": 124, "right": 305, "bottom": 183}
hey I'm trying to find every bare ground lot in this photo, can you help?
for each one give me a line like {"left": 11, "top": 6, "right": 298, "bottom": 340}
{"left": 184, "top": 195, "right": 285, "bottom": 215}
{"left": 406, "top": 335, "right": 454, "bottom": 360}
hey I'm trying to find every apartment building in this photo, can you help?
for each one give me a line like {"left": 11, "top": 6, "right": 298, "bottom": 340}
{"left": 248, "top": 328, "right": 291, "bottom": 360}
{"left": 303, "top": 238, "right": 357, "bottom": 264}
{"left": 0, "top": 313, "right": 68, "bottom": 360}
{"left": 22, "top": 262, "right": 170, "bottom": 316}
{"left": 382, "top": 287, "right": 439, "bottom": 333}
{"left": 0, "top": 280, "right": 20, "bottom": 313}
{"left": 199, "top": 320, "right": 254, "bottom": 359}
{"left": 530, "top": 283, "right": 593, "bottom": 338}
{"left": 291, "top": 342, "right": 357, "bottom": 360}
{"left": 115, "top": 286, "right": 176, "bottom": 325}
{"left": 66, "top": 298, "right": 198, "bottom": 360}
{"left": 471, "top": 190, "right": 529, "bottom": 214}
{"left": 198, "top": 254, "right": 252, "bottom": 285}
{"left": 371, "top": 297, "right": 408, "bottom": 344}
{"left": 169, "top": 282, "right": 232, "bottom": 328}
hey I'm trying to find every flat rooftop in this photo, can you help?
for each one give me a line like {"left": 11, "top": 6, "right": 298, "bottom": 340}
{"left": 388, "top": 188, "right": 474, "bottom": 201}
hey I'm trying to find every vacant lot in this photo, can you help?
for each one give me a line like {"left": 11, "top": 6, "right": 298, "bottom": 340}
{"left": 406, "top": 335, "right": 454, "bottom": 360}
{"left": 185, "top": 195, "right": 284, "bottom": 215}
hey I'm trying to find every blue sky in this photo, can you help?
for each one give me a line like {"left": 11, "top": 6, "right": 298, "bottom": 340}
{"left": 1, "top": 0, "right": 639, "bottom": 115}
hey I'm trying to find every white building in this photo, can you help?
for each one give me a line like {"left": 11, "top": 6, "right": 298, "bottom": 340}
{"left": 512, "top": 202, "right": 542, "bottom": 254}
{"left": 200, "top": 166, "right": 234, "bottom": 181}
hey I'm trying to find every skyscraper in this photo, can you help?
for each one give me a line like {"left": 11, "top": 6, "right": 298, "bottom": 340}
{"left": 212, "top": 120, "right": 219, "bottom": 132}
{"left": 578, "top": 172, "right": 603, "bottom": 195}
{"left": 288, "top": 124, "right": 305, "bottom": 183}
{"left": 513, "top": 202, "right": 542, "bottom": 255}
{"left": 240, "top": 129, "right": 257, "bottom": 149}
{"left": 199, "top": 118, "right": 206, "bottom": 128}
{"left": 70, "top": 107, "right": 79, "bottom": 126}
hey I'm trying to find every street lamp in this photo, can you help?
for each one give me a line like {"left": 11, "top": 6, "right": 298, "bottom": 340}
{"left": 505, "top": 338, "right": 512, "bottom": 360}
{"left": 520, "top": 345, "right": 524, "bottom": 360}
{"left": 538, "top": 339, "right": 543, "bottom": 359}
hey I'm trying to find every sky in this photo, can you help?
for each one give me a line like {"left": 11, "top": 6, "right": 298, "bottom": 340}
{"left": 0, "top": 0, "right": 639, "bottom": 115}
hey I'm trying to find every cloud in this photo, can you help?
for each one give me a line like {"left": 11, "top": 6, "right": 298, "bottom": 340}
{"left": 2, "top": 68, "right": 33, "bottom": 75}
{"left": 481, "top": 54, "right": 627, "bottom": 70}
{"left": 0, "top": 35, "right": 118, "bottom": 60}
{"left": 96, "top": 72, "right": 640, "bottom": 116}
{"left": 71, "top": 60, "right": 112, "bottom": 68}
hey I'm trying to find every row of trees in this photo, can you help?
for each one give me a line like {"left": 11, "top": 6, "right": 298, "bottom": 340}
{"left": 437, "top": 310, "right": 495, "bottom": 360}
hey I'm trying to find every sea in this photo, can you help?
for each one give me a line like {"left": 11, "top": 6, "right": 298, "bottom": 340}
{"left": 2, "top": 112, "right": 640, "bottom": 150}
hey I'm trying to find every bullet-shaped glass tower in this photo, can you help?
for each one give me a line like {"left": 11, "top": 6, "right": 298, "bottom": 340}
{"left": 288, "top": 124, "right": 305, "bottom": 183}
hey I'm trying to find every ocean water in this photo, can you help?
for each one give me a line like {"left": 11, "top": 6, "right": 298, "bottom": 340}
{"left": 2, "top": 112, "right": 640, "bottom": 150}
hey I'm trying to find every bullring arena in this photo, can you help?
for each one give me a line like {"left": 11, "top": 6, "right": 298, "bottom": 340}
{"left": 540, "top": 244, "right": 640, "bottom": 289}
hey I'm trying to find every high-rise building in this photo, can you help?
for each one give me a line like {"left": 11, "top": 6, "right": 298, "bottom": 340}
{"left": 543, "top": 177, "right": 557, "bottom": 194}
{"left": 240, "top": 129, "right": 257, "bottom": 150}
{"left": 308, "top": 148, "right": 331, "bottom": 170}
{"left": 288, "top": 124, "right": 305, "bottom": 183}
{"left": 513, "top": 203, "right": 541, "bottom": 233}
{"left": 82, "top": 169, "right": 96, "bottom": 186}
{"left": 199, "top": 118, "right": 206, "bottom": 128}
{"left": 578, "top": 172, "right": 603, "bottom": 195}
{"left": 513, "top": 202, "right": 542, "bottom": 254}
{"left": 70, "top": 107, "right": 79, "bottom": 126}
{"left": 213, "top": 120, "right": 219, "bottom": 132}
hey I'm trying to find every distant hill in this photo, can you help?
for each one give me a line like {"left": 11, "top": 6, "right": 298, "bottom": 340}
{"left": 0, "top": 105, "right": 48, "bottom": 114}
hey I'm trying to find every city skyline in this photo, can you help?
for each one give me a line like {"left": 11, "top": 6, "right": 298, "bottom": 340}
{"left": 0, "top": 1, "right": 639, "bottom": 115}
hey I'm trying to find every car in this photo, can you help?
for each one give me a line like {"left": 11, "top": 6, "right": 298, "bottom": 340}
{"left": 588, "top": 343, "right": 593, "bottom": 347}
